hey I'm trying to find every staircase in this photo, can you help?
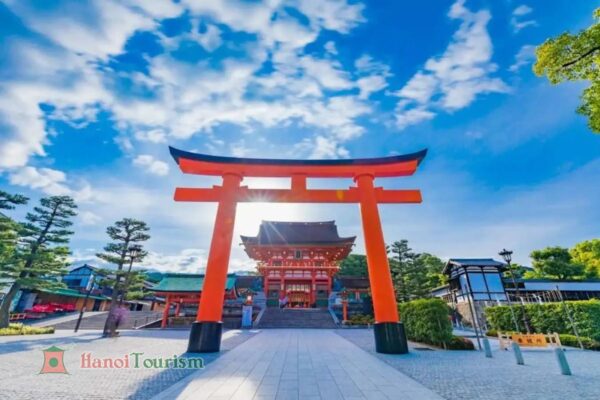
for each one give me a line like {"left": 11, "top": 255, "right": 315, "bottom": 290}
{"left": 51, "top": 311, "right": 162, "bottom": 330}
{"left": 257, "top": 308, "right": 338, "bottom": 329}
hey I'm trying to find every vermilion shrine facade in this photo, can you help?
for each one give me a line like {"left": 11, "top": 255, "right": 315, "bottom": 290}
{"left": 169, "top": 145, "right": 427, "bottom": 355}
{"left": 241, "top": 221, "right": 355, "bottom": 308}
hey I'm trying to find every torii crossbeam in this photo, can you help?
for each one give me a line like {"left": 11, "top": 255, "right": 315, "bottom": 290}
{"left": 169, "top": 146, "right": 427, "bottom": 354}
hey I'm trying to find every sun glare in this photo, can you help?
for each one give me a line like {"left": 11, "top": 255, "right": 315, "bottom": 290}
{"left": 234, "top": 178, "right": 314, "bottom": 236}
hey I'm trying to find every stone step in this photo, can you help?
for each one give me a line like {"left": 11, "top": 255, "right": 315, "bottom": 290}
{"left": 258, "top": 308, "right": 337, "bottom": 329}
{"left": 51, "top": 310, "right": 162, "bottom": 330}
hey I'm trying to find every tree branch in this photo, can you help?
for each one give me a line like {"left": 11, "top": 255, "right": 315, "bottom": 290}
{"left": 561, "top": 46, "right": 600, "bottom": 68}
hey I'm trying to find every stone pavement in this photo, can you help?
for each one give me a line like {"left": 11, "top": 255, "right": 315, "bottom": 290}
{"left": 153, "top": 329, "right": 442, "bottom": 400}
{"left": 3, "top": 327, "right": 600, "bottom": 399}
{"left": 0, "top": 329, "right": 256, "bottom": 400}
{"left": 338, "top": 329, "right": 600, "bottom": 400}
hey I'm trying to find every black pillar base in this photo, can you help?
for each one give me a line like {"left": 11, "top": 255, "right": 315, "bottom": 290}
{"left": 373, "top": 322, "right": 409, "bottom": 354}
{"left": 187, "top": 321, "right": 223, "bottom": 353}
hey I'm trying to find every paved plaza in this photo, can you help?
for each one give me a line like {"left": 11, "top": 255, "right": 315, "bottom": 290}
{"left": 1, "top": 328, "right": 600, "bottom": 399}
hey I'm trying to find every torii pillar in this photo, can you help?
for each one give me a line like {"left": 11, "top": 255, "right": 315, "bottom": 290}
{"left": 169, "top": 146, "right": 427, "bottom": 353}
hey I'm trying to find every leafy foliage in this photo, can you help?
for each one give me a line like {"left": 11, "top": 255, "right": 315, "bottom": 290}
{"left": 485, "top": 300, "right": 600, "bottom": 341}
{"left": 559, "top": 334, "right": 600, "bottom": 351}
{"left": 389, "top": 241, "right": 445, "bottom": 301}
{"left": 399, "top": 298, "right": 453, "bottom": 347}
{"left": 97, "top": 218, "right": 150, "bottom": 337}
{"left": 0, "top": 323, "right": 54, "bottom": 336}
{"left": 526, "top": 246, "right": 585, "bottom": 280}
{"left": 533, "top": 8, "right": 600, "bottom": 133}
{"left": 502, "top": 262, "right": 528, "bottom": 280}
{"left": 570, "top": 239, "right": 600, "bottom": 278}
{"left": 0, "top": 191, "right": 28, "bottom": 274}
{"left": 389, "top": 240, "right": 417, "bottom": 302}
{"left": 338, "top": 254, "right": 368, "bottom": 277}
{"left": 0, "top": 196, "right": 77, "bottom": 328}
{"left": 343, "top": 313, "right": 374, "bottom": 326}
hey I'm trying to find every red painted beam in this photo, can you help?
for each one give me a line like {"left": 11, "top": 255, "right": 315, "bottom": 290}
{"left": 174, "top": 187, "right": 422, "bottom": 204}
{"left": 178, "top": 158, "right": 420, "bottom": 178}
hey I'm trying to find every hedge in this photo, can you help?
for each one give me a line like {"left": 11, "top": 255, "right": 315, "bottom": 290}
{"left": 399, "top": 298, "right": 453, "bottom": 347}
{"left": 0, "top": 323, "right": 55, "bottom": 336}
{"left": 484, "top": 300, "right": 600, "bottom": 341}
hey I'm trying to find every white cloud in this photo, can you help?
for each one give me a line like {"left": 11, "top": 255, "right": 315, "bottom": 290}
{"left": 393, "top": 0, "right": 509, "bottom": 129}
{"left": 142, "top": 249, "right": 207, "bottom": 273}
{"left": 295, "top": 135, "right": 350, "bottom": 159}
{"left": 79, "top": 211, "right": 102, "bottom": 226}
{"left": 4, "top": 0, "right": 157, "bottom": 59}
{"left": 133, "top": 155, "right": 170, "bottom": 176}
{"left": 354, "top": 55, "right": 391, "bottom": 99}
{"left": 8, "top": 166, "right": 94, "bottom": 202}
{"left": 511, "top": 4, "right": 537, "bottom": 33}
{"left": 394, "top": 105, "right": 436, "bottom": 130}
{"left": 509, "top": 44, "right": 536, "bottom": 72}
{"left": 134, "top": 129, "right": 167, "bottom": 143}
{"left": 9, "top": 167, "right": 69, "bottom": 195}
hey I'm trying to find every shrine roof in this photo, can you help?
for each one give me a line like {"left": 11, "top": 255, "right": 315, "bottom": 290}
{"left": 152, "top": 273, "right": 237, "bottom": 293}
{"left": 241, "top": 221, "right": 356, "bottom": 246}
{"left": 169, "top": 146, "right": 427, "bottom": 178}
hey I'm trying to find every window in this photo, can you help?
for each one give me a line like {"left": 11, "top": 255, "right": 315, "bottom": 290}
{"left": 468, "top": 273, "right": 487, "bottom": 292}
{"left": 484, "top": 273, "right": 504, "bottom": 293}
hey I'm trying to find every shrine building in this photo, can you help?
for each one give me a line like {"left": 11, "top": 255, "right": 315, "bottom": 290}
{"left": 241, "top": 221, "right": 355, "bottom": 308}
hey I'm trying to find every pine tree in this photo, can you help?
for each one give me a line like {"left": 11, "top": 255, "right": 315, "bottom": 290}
{"left": 389, "top": 240, "right": 417, "bottom": 302}
{"left": 97, "top": 218, "right": 150, "bottom": 337}
{"left": 0, "top": 190, "right": 28, "bottom": 269}
{"left": 0, "top": 196, "right": 77, "bottom": 328}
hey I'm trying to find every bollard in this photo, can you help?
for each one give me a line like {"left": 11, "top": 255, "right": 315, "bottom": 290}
{"left": 483, "top": 337, "right": 493, "bottom": 358}
{"left": 554, "top": 348, "right": 572, "bottom": 376}
{"left": 511, "top": 342, "right": 524, "bottom": 365}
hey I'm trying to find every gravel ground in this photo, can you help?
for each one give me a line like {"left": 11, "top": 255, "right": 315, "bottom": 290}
{"left": 336, "top": 329, "right": 600, "bottom": 400}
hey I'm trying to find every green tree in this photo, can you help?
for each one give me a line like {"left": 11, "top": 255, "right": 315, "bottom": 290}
{"left": 0, "top": 191, "right": 28, "bottom": 268}
{"left": 0, "top": 196, "right": 77, "bottom": 328}
{"left": 389, "top": 240, "right": 417, "bottom": 302}
{"left": 97, "top": 218, "right": 150, "bottom": 337}
{"left": 502, "top": 262, "right": 529, "bottom": 280}
{"left": 414, "top": 253, "right": 446, "bottom": 292}
{"left": 527, "top": 246, "right": 585, "bottom": 280}
{"left": 338, "top": 254, "right": 368, "bottom": 277}
{"left": 570, "top": 239, "right": 600, "bottom": 278}
{"left": 533, "top": 8, "right": 600, "bottom": 133}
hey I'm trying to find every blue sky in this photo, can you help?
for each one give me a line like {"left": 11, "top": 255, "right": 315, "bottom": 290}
{"left": 0, "top": 0, "right": 598, "bottom": 272}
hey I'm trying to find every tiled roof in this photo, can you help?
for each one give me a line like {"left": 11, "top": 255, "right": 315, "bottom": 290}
{"left": 337, "top": 276, "right": 370, "bottom": 289}
{"left": 448, "top": 258, "right": 505, "bottom": 266}
{"left": 39, "top": 287, "right": 109, "bottom": 300}
{"left": 443, "top": 258, "right": 506, "bottom": 275}
{"left": 241, "top": 221, "right": 355, "bottom": 246}
{"left": 151, "top": 273, "right": 237, "bottom": 293}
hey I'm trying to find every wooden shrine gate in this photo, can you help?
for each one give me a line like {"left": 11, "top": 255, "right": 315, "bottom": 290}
{"left": 169, "top": 146, "right": 427, "bottom": 354}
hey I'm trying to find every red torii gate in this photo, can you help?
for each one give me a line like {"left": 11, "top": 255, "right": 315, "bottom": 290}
{"left": 169, "top": 146, "right": 427, "bottom": 354}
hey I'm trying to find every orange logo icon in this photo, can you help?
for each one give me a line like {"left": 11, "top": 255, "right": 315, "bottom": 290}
{"left": 40, "top": 346, "right": 68, "bottom": 374}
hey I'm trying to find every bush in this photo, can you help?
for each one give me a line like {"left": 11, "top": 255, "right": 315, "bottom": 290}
{"left": 0, "top": 323, "right": 55, "bottom": 336}
{"left": 485, "top": 300, "right": 600, "bottom": 341}
{"left": 559, "top": 334, "right": 600, "bottom": 351}
{"left": 447, "top": 336, "right": 475, "bottom": 350}
{"left": 399, "top": 298, "right": 453, "bottom": 347}
{"left": 344, "top": 313, "right": 374, "bottom": 326}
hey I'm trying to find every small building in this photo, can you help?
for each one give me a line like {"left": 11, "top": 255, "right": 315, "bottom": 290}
{"left": 241, "top": 221, "right": 355, "bottom": 308}
{"left": 433, "top": 258, "right": 507, "bottom": 328}
{"left": 432, "top": 258, "right": 600, "bottom": 329}
{"left": 151, "top": 273, "right": 238, "bottom": 328}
